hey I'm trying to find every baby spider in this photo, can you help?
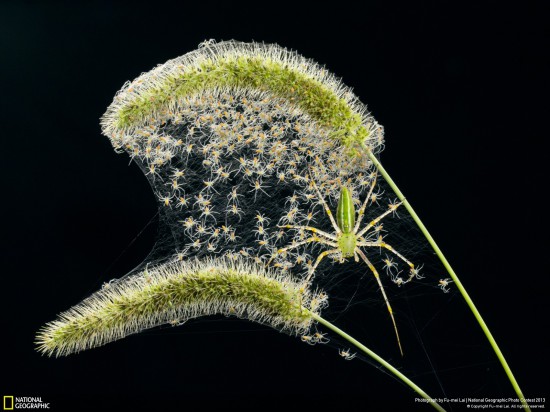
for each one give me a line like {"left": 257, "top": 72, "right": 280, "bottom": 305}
{"left": 382, "top": 255, "right": 399, "bottom": 277}
{"left": 438, "top": 278, "right": 453, "bottom": 293}
{"left": 249, "top": 179, "right": 270, "bottom": 201}
{"left": 271, "top": 173, "right": 417, "bottom": 356}
{"left": 253, "top": 224, "right": 267, "bottom": 238}
{"left": 171, "top": 168, "right": 185, "bottom": 179}
{"left": 176, "top": 195, "right": 189, "bottom": 209}
{"left": 202, "top": 180, "right": 219, "bottom": 194}
{"left": 157, "top": 192, "right": 174, "bottom": 208}
{"left": 313, "top": 331, "right": 329, "bottom": 344}
{"left": 339, "top": 348, "right": 356, "bottom": 361}
{"left": 200, "top": 205, "right": 218, "bottom": 222}
{"left": 167, "top": 179, "right": 182, "bottom": 193}
{"left": 226, "top": 203, "right": 244, "bottom": 220}
{"left": 300, "top": 335, "right": 316, "bottom": 345}
{"left": 255, "top": 213, "right": 271, "bottom": 225}
{"left": 227, "top": 185, "right": 243, "bottom": 205}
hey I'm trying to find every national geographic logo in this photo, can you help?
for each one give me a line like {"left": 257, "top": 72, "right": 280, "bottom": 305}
{"left": 2, "top": 397, "right": 12, "bottom": 411}
{"left": 3, "top": 396, "right": 50, "bottom": 410}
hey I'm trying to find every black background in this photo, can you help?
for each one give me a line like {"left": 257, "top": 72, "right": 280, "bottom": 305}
{"left": 1, "top": 2, "right": 547, "bottom": 411}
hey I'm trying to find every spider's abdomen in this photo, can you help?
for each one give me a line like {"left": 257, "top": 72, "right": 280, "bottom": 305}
{"left": 337, "top": 186, "right": 355, "bottom": 234}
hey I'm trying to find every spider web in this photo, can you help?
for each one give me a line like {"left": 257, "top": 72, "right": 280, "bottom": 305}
{"left": 110, "top": 90, "right": 433, "bottom": 294}
{"left": 104, "top": 101, "right": 467, "bottom": 401}
{"left": 101, "top": 85, "right": 453, "bottom": 369}
{"left": 93, "top": 42, "right": 507, "bottom": 405}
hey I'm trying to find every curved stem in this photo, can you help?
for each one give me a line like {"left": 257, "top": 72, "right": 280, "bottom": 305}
{"left": 363, "top": 145, "right": 530, "bottom": 411}
{"left": 310, "top": 311, "right": 445, "bottom": 411}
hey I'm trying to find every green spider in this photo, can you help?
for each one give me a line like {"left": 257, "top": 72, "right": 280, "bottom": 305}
{"left": 272, "top": 174, "right": 419, "bottom": 355}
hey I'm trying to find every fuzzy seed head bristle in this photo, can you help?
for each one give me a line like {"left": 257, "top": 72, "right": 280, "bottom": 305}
{"left": 36, "top": 257, "right": 327, "bottom": 357}
{"left": 101, "top": 40, "right": 384, "bottom": 160}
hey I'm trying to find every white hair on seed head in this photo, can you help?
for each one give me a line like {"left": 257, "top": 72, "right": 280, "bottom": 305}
{"left": 101, "top": 39, "right": 384, "bottom": 160}
{"left": 36, "top": 257, "right": 327, "bottom": 357}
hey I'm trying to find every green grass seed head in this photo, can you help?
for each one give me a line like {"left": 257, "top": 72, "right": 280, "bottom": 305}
{"left": 35, "top": 257, "right": 327, "bottom": 357}
{"left": 101, "top": 40, "right": 384, "bottom": 157}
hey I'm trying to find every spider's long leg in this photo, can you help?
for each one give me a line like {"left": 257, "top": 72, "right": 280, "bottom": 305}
{"left": 308, "top": 174, "right": 341, "bottom": 235}
{"left": 267, "top": 237, "right": 337, "bottom": 266}
{"left": 356, "top": 248, "right": 404, "bottom": 356}
{"left": 305, "top": 248, "right": 341, "bottom": 283}
{"left": 277, "top": 224, "right": 337, "bottom": 241}
{"left": 353, "top": 173, "right": 377, "bottom": 233}
{"left": 356, "top": 201, "right": 403, "bottom": 238}
{"left": 357, "top": 241, "right": 415, "bottom": 271}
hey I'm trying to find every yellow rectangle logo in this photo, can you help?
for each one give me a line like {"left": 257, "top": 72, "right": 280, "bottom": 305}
{"left": 3, "top": 396, "right": 14, "bottom": 410}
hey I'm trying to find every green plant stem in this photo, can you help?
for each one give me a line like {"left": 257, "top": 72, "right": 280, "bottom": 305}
{"left": 363, "top": 145, "right": 530, "bottom": 412}
{"left": 310, "top": 312, "right": 445, "bottom": 411}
